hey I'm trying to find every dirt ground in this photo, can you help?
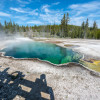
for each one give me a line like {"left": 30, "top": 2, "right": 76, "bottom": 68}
{"left": 0, "top": 38, "right": 100, "bottom": 100}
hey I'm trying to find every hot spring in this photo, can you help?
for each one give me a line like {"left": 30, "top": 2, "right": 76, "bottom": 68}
{"left": 0, "top": 40, "right": 82, "bottom": 64}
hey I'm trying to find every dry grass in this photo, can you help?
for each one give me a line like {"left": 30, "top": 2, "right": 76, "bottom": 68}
{"left": 46, "top": 41, "right": 63, "bottom": 44}
{"left": 34, "top": 39, "right": 45, "bottom": 41}
{"left": 64, "top": 44, "right": 74, "bottom": 47}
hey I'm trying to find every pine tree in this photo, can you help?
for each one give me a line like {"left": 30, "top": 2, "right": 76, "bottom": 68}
{"left": 84, "top": 18, "right": 89, "bottom": 39}
{"left": 61, "top": 14, "right": 66, "bottom": 37}
{"left": 81, "top": 21, "right": 85, "bottom": 38}
{"left": 93, "top": 21, "right": 98, "bottom": 39}
{"left": 65, "top": 13, "right": 69, "bottom": 37}
{"left": 51, "top": 22, "right": 56, "bottom": 35}
{"left": 61, "top": 13, "right": 69, "bottom": 37}
{"left": 0, "top": 22, "right": 3, "bottom": 31}
{"left": 93, "top": 21, "right": 97, "bottom": 30}
{"left": 4, "top": 20, "right": 7, "bottom": 28}
{"left": 82, "top": 21, "right": 85, "bottom": 30}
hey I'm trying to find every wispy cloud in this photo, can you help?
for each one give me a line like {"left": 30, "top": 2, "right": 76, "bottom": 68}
{"left": 10, "top": 7, "right": 25, "bottom": 13}
{"left": 10, "top": 3, "right": 63, "bottom": 24}
{"left": 70, "top": 16, "right": 85, "bottom": 26}
{"left": 96, "top": 20, "right": 100, "bottom": 28}
{"left": 40, "top": 4, "right": 64, "bottom": 24}
{"left": 10, "top": 7, "right": 38, "bottom": 15}
{"left": 30, "top": 9, "right": 38, "bottom": 15}
{"left": 14, "top": 16, "right": 29, "bottom": 21}
{"left": 40, "top": 13, "right": 61, "bottom": 24}
{"left": 41, "top": 2, "right": 60, "bottom": 14}
{"left": 1, "top": 0, "right": 100, "bottom": 27}
{"left": 52, "top": 2, "right": 60, "bottom": 5}
{"left": 41, "top": 4, "right": 50, "bottom": 13}
{"left": 68, "top": 1, "right": 100, "bottom": 27}
{"left": 42, "top": 4, "right": 50, "bottom": 9}
{"left": 69, "top": 1, "right": 100, "bottom": 16}
{"left": 17, "top": 0, "right": 31, "bottom": 4}
{"left": 27, "top": 20, "right": 43, "bottom": 25}
{"left": 0, "top": 12, "right": 11, "bottom": 17}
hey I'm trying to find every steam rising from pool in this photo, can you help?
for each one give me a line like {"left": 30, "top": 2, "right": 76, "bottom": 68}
{"left": 0, "top": 38, "right": 82, "bottom": 64}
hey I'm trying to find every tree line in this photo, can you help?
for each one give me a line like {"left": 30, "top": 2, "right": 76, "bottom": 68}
{"left": 60, "top": 13, "right": 100, "bottom": 39}
{"left": 0, "top": 13, "right": 100, "bottom": 39}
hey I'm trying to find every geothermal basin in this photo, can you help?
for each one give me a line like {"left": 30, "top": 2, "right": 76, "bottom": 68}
{"left": 0, "top": 38, "right": 100, "bottom": 100}
{"left": 0, "top": 40, "right": 82, "bottom": 65}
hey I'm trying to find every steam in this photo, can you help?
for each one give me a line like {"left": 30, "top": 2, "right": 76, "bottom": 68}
{"left": 0, "top": 30, "right": 33, "bottom": 50}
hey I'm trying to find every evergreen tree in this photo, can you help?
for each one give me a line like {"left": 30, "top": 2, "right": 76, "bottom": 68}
{"left": 81, "top": 21, "right": 85, "bottom": 38}
{"left": 0, "top": 18, "right": 100, "bottom": 39}
{"left": 84, "top": 18, "right": 89, "bottom": 39}
{"left": 93, "top": 21, "right": 97, "bottom": 30}
{"left": 0, "top": 22, "right": 3, "bottom": 31}
{"left": 93, "top": 21, "right": 98, "bottom": 39}
{"left": 82, "top": 21, "right": 85, "bottom": 30}
{"left": 51, "top": 22, "right": 56, "bottom": 35}
{"left": 61, "top": 13, "right": 69, "bottom": 37}
{"left": 65, "top": 13, "right": 69, "bottom": 37}
{"left": 61, "top": 14, "right": 66, "bottom": 37}
{"left": 4, "top": 20, "right": 7, "bottom": 28}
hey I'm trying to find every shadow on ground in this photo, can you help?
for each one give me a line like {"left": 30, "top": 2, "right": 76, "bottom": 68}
{"left": 0, "top": 66, "right": 54, "bottom": 100}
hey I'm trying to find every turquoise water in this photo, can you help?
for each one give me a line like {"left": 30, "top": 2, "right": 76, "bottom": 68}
{"left": 1, "top": 41, "right": 82, "bottom": 64}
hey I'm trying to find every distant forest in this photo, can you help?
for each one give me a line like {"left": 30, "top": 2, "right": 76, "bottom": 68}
{"left": 0, "top": 13, "right": 100, "bottom": 39}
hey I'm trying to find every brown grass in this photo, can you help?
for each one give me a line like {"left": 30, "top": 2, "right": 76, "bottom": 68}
{"left": 46, "top": 41, "right": 62, "bottom": 44}
{"left": 64, "top": 44, "right": 74, "bottom": 47}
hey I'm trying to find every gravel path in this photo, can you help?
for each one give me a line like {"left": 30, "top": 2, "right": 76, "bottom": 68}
{"left": 0, "top": 57, "right": 100, "bottom": 100}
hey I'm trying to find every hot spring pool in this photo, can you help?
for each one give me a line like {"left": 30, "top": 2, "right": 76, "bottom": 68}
{"left": 1, "top": 41, "right": 82, "bottom": 64}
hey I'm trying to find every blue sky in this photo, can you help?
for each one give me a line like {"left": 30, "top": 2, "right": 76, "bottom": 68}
{"left": 0, "top": 0, "right": 100, "bottom": 27}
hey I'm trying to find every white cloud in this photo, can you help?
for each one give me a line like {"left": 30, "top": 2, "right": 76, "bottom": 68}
{"left": 70, "top": 16, "right": 85, "bottom": 26}
{"left": 30, "top": 9, "right": 38, "bottom": 15}
{"left": 41, "top": 2, "right": 61, "bottom": 14}
{"left": 40, "top": 9, "right": 64, "bottom": 24}
{"left": 88, "top": 14, "right": 100, "bottom": 18}
{"left": 69, "top": 1, "right": 100, "bottom": 10}
{"left": 52, "top": 2, "right": 60, "bottom": 5}
{"left": 69, "top": 1, "right": 100, "bottom": 16}
{"left": 27, "top": 20, "right": 43, "bottom": 25}
{"left": 0, "top": 12, "right": 11, "bottom": 17}
{"left": 10, "top": 7, "right": 38, "bottom": 15}
{"left": 39, "top": 1, "right": 67, "bottom": 25}
{"left": 6, "top": 1, "right": 100, "bottom": 28}
{"left": 96, "top": 20, "right": 100, "bottom": 28}
{"left": 41, "top": 4, "right": 50, "bottom": 13}
{"left": 42, "top": 4, "right": 50, "bottom": 9}
{"left": 68, "top": 1, "right": 100, "bottom": 27}
{"left": 17, "top": 0, "right": 31, "bottom": 4}
{"left": 16, "top": 21, "right": 25, "bottom": 25}
{"left": 14, "top": 16, "right": 29, "bottom": 21}
{"left": 41, "top": 4, "right": 51, "bottom": 13}
{"left": 10, "top": 3, "right": 62, "bottom": 24}
{"left": 10, "top": 7, "right": 25, "bottom": 13}
{"left": 40, "top": 4, "right": 65, "bottom": 24}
